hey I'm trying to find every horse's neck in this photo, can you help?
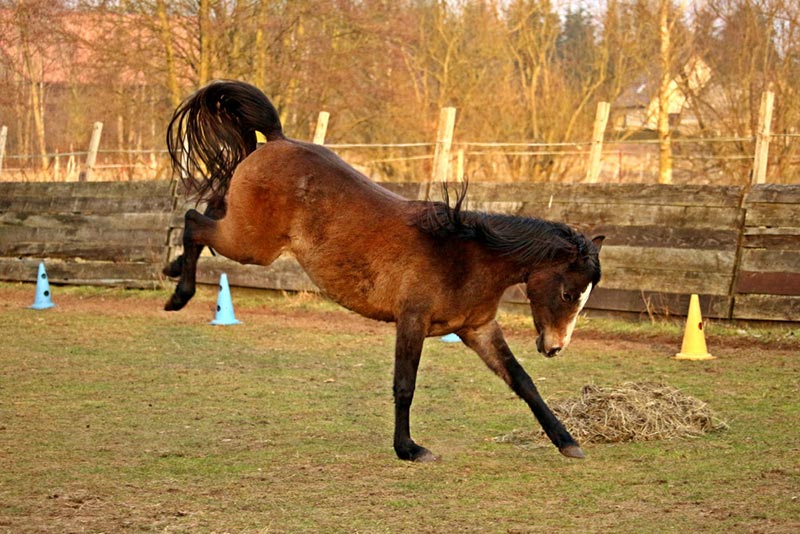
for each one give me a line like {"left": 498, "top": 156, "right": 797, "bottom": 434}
{"left": 478, "top": 247, "right": 530, "bottom": 291}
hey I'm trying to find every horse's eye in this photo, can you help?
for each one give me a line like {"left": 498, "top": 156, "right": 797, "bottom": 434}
{"left": 561, "top": 290, "right": 575, "bottom": 303}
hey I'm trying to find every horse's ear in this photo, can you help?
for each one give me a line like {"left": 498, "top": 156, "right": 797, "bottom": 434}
{"left": 591, "top": 235, "right": 605, "bottom": 251}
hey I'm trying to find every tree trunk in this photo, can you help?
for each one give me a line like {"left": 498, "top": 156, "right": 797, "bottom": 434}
{"left": 657, "top": 0, "right": 673, "bottom": 185}
{"left": 29, "top": 81, "right": 48, "bottom": 171}
{"left": 156, "top": 0, "right": 181, "bottom": 107}
{"left": 198, "top": 0, "right": 211, "bottom": 85}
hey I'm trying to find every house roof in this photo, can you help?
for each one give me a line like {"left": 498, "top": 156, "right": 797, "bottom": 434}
{"left": 615, "top": 73, "right": 653, "bottom": 109}
{"left": 613, "top": 56, "right": 713, "bottom": 111}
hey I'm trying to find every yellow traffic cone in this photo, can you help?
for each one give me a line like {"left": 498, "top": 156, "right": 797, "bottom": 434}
{"left": 675, "top": 294, "right": 714, "bottom": 360}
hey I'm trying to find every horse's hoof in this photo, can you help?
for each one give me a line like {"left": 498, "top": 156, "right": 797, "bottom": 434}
{"left": 165, "top": 284, "right": 195, "bottom": 311}
{"left": 412, "top": 448, "right": 439, "bottom": 463}
{"left": 395, "top": 442, "right": 439, "bottom": 462}
{"left": 559, "top": 444, "right": 585, "bottom": 459}
{"left": 164, "top": 299, "right": 182, "bottom": 312}
{"left": 164, "top": 293, "right": 188, "bottom": 311}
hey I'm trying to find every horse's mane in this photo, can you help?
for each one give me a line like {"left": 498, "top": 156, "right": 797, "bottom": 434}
{"left": 414, "top": 183, "right": 593, "bottom": 267}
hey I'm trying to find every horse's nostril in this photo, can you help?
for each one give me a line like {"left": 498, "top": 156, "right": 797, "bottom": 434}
{"left": 547, "top": 347, "right": 562, "bottom": 357}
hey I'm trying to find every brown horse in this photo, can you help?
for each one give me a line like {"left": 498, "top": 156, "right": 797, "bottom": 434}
{"left": 164, "top": 80, "right": 604, "bottom": 462}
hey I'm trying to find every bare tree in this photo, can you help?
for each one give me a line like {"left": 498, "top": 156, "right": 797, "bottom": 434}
{"left": 1, "top": 1, "right": 67, "bottom": 170}
{"left": 0, "top": 0, "right": 797, "bottom": 184}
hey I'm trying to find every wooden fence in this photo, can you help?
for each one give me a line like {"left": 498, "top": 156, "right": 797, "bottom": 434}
{"left": 734, "top": 185, "right": 800, "bottom": 320}
{"left": 1, "top": 180, "right": 798, "bottom": 322}
{"left": 0, "top": 181, "right": 172, "bottom": 287}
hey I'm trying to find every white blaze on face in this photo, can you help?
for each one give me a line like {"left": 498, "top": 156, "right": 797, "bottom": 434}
{"left": 561, "top": 283, "right": 593, "bottom": 348}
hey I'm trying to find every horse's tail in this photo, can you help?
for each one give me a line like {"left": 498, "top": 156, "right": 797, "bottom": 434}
{"left": 166, "top": 80, "right": 285, "bottom": 203}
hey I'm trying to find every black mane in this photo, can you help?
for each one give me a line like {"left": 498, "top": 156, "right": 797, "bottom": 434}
{"left": 414, "top": 183, "right": 596, "bottom": 269}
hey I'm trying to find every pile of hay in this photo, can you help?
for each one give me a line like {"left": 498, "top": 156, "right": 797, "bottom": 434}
{"left": 495, "top": 382, "right": 728, "bottom": 448}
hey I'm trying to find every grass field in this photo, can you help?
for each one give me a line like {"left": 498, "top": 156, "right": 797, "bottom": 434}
{"left": 1, "top": 282, "right": 798, "bottom": 533}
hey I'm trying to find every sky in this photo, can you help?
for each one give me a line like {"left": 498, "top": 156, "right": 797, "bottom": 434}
{"left": 557, "top": 0, "right": 706, "bottom": 15}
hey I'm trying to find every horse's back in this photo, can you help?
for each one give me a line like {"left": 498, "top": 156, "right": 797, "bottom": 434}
{"left": 234, "top": 139, "right": 405, "bottom": 204}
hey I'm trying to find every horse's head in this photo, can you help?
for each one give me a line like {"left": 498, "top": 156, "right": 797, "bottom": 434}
{"left": 526, "top": 235, "right": 604, "bottom": 357}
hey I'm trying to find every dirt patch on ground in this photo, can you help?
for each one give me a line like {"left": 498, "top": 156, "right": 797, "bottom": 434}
{"left": 3, "top": 283, "right": 391, "bottom": 334}
{"left": 4, "top": 282, "right": 797, "bottom": 353}
{"left": 581, "top": 324, "right": 799, "bottom": 352}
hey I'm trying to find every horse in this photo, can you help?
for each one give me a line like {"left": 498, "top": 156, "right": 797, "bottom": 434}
{"left": 163, "top": 80, "right": 604, "bottom": 462}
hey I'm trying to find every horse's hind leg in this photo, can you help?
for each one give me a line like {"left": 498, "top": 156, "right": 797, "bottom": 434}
{"left": 163, "top": 198, "right": 226, "bottom": 278}
{"left": 164, "top": 208, "right": 218, "bottom": 311}
{"left": 458, "top": 321, "right": 584, "bottom": 459}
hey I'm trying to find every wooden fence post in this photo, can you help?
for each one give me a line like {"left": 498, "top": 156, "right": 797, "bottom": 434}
{"left": 0, "top": 125, "right": 7, "bottom": 178}
{"left": 432, "top": 107, "right": 456, "bottom": 182}
{"left": 313, "top": 111, "right": 330, "bottom": 144}
{"left": 67, "top": 149, "right": 77, "bottom": 181}
{"left": 585, "top": 101, "right": 610, "bottom": 183}
{"left": 752, "top": 90, "right": 774, "bottom": 184}
{"left": 179, "top": 134, "right": 190, "bottom": 185}
{"left": 81, "top": 121, "right": 104, "bottom": 181}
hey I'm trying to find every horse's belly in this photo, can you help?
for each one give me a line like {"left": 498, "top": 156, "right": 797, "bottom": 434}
{"left": 290, "top": 249, "right": 398, "bottom": 322}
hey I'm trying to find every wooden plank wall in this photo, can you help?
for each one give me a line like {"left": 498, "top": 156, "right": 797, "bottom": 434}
{"left": 733, "top": 185, "right": 800, "bottom": 321}
{"left": 0, "top": 181, "right": 172, "bottom": 288}
{"left": 1, "top": 180, "right": 798, "bottom": 322}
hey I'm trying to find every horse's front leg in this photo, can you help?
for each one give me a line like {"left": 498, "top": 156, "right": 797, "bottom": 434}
{"left": 163, "top": 198, "right": 226, "bottom": 278}
{"left": 164, "top": 208, "right": 219, "bottom": 311}
{"left": 459, "top": 321, "right": 584, "bottom": 459}
{"left": 393, "top": 313, "right": 438, "bottom": 462}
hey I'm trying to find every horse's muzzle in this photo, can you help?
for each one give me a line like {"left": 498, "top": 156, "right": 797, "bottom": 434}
{"left": 536, "top": 333, "right": 562, "bottom": 358}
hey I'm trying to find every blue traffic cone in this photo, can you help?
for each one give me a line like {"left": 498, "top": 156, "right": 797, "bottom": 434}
{"left": 210, "top": 273, "right": 240, "bottom": 325}
{"left": 440, "top": 333, "right": 461, "bottom": 343}
{"left": 29, "top": 262, "right": 56, "bottom": 310}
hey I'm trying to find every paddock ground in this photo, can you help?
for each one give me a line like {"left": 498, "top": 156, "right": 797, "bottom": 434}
{"left": 1, "top": 283, "right": 798, "bottom": 533}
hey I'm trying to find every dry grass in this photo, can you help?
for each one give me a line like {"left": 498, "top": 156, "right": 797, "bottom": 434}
{"left": 496, "top": 382, "right": 728, "bottom": 447}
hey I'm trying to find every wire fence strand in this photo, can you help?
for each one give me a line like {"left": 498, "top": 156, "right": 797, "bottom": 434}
{"left": 1, "top": 133, "right": 798, "bottom": 184}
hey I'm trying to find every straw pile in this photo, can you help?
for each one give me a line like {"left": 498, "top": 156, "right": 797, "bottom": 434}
{"left": 495, "top": 382, "right": 728, "bottom": 448}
